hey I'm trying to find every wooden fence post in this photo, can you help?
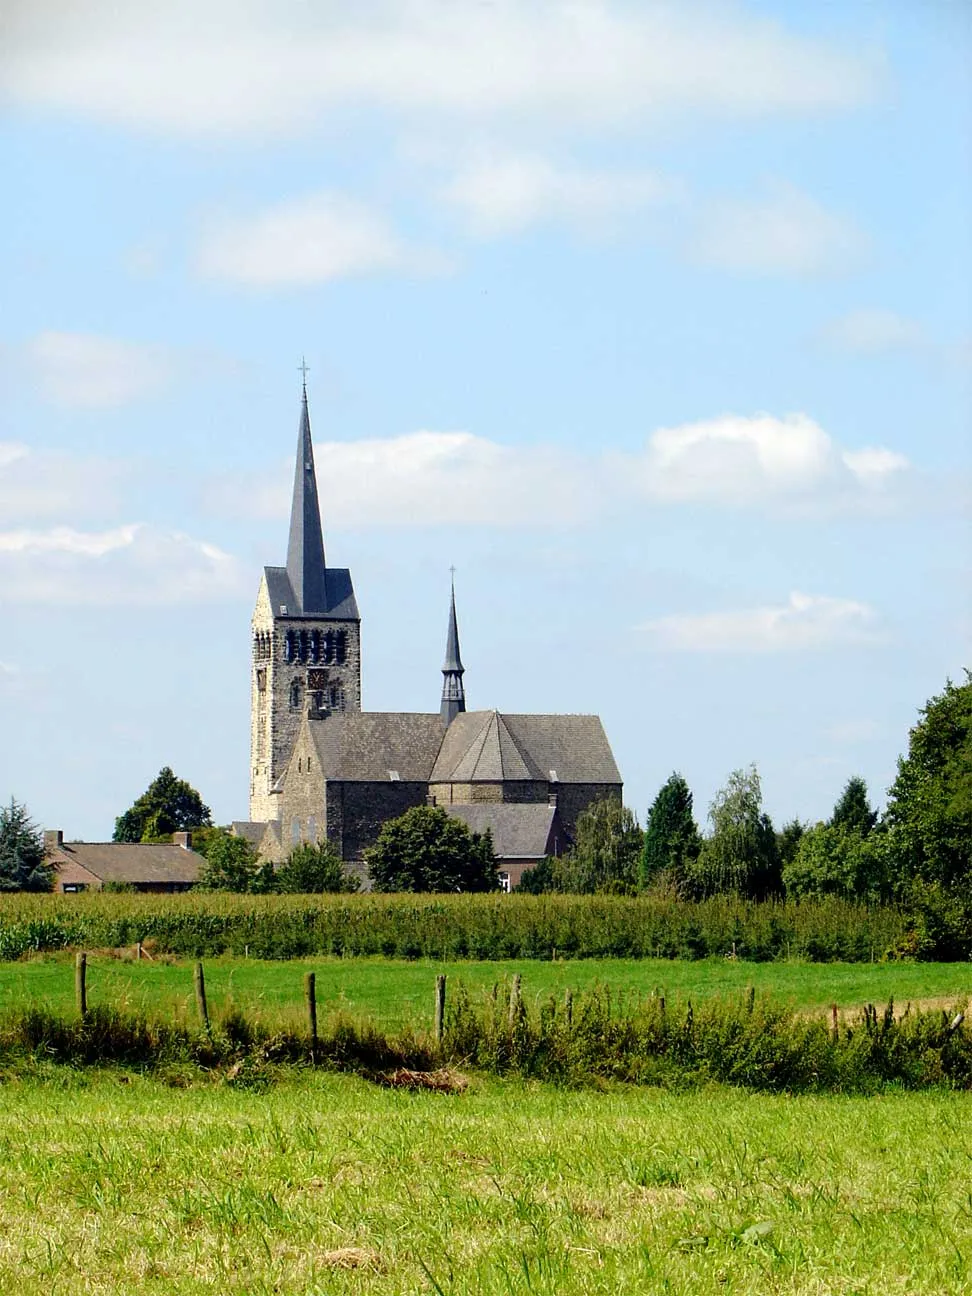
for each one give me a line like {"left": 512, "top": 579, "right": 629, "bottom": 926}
{"left": 75, "top": 951, "right": 87, "bottom": 1018}
{"left": 305, "top": 971, "right": 318, "bottom": 1064}
{"left": 194, "top": 961, "right": 210, "bottom": 1034}
{"left": 434, "top": 974, "right": 446, "bottom": 1045}
{"left": 509, "top": 973, "right": 522, "bottom": 1026}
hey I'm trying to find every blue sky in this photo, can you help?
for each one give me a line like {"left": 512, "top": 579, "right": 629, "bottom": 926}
{"left": 1, "top": 1, "right": 969, "bottom": 841}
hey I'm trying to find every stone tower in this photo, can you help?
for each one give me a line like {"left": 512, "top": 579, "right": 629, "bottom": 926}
{"left": 440, "top": 575, "right": 466, "bottom": 724}
{"left": 249, "top": 382, "right": 361, "bottom": 823}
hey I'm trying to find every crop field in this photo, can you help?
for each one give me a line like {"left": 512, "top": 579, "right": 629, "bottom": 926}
{"left": 3, "top": 954, "right": 970, "bottom": 1032}
{"left": 0, "top": 1069, "right": 969, "bottom": 1296}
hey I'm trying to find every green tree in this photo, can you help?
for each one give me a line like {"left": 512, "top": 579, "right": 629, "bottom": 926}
{"left": 367, "top": 806, "right": 498, "bottom": 893}
{"left": 830, "top": 776, "right": 878, "bottom": 836}
{"left": 882, "top": 673, "right": 972, "bottom": 893}
{"left": 113, "top": 767, "right": 212, "bottom": 843}
{"left": 776, "top": 818, "right": 806, "bottom": 870}
{"left": 687, "top": 766, "right": 781, "bottom": 899}
{"left": 275, "top": 841, "right": 359, "bottom": 893}
{"left": 0, "top": 799, "right": 53, "bottom": 892}
{"left": 782, "top": 822, "right": 887, "bottom": 902}
{"left": 516, "top": 856, "right": 558, "bottom": 893}
{"left": 198, "top": 829, "right": 258, "bottom": 892}
{"left": 639, "top": 774, "right": 700, "bottom": 892}
{"left": 563, "top": 797, "right": 643, "bottom": 894}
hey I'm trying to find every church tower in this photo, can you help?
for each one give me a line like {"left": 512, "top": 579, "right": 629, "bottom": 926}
{"left": 249, "top": 378, "right": 361, "bottom": 823}
{"left": 440, "top": 575, "right": 466, "bottom": 724}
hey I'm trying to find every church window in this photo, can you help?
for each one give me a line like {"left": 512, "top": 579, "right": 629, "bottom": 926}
{"left": 335, "top": 631, "right": 347, "bottom": 664}
{"left": 291, "top": 819, "right": 301, "bottom": 844}
{"left": 284, "top": 631, "right": 296, "bottom": 663}
{"left": 307, "top": 815, "right": 316, "bottom": 840}
{"left": 310, "top": 630, "right": 320, "bottom": 663}
{"left": 329, "top": 684, "right": 343, "bottom": 710}
{"left": 298, "top": 631, "right": 309, "bottom": 663}
{"left": 322, "top": 632, "right": 333, "bottom": 664}
{"left": 290, "top": 680, "right": 301, "bottom": 709}
{"left": 256, "top": 669, "right": 266, "bottom": 693}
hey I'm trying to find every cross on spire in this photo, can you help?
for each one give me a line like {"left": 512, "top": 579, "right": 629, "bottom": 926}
{"left": 298, "top": 356, "right": 310, "bottom": 389}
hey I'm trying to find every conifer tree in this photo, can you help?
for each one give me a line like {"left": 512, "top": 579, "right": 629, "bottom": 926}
{"left": 639, "top": 773, "right": 701, "bottom": 891}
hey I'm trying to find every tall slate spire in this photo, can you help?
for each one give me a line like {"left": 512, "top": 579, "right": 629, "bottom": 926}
{"left": 285, "top": 378, "right": 329, "bottom": 614}
{"left": 440, "top": 573, "right": 466, "bottom": 724}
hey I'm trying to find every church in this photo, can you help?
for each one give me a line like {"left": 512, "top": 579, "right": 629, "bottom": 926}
{"left": 237, "top": 383, "right": 623, "bottom": 889}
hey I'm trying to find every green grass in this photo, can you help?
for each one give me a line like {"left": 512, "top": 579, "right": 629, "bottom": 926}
{"left": 0, "top": 1069, "right": 968, "bottom": 1294}
{"left": 2, "top": 954, "right": 969, "bottom": 1032}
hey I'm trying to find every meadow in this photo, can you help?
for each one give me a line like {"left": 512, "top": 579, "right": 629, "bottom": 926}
{"left": 2, "top": 952, "right": 970, "bottom": 1032}
{"left": 0, "top": 1070, "right": 968, "bottom": 1295}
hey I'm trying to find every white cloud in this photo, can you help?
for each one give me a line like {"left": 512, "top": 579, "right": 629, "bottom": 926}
{"left": 213, "top": 411, "right": 910, "bottom": 528}
{"left": 822, "top": 309, "right": 926, "bottom": 354}
{"left": 196, "top": 192, "right": 438, "bottom": 287}
{"left": 0, "top": 441, "right": 129, "bottom": 521}
{"left": 0, "top": 523, "right": 246, "bottom": 604}
{"left": 1, "top": 3, "right": 882, "bottom": 139}
{"left": 641, "top": 591, "right": 880, "bottom": 653}
{"left": 442, "top": 150, "right": 676, "bottom": 238}
{"left": 636, "top": 412, "right": 907, "bottom": 507}
{"left": 691, "top": 183, "right": 863, "bottom": 276}
{"left": 25, "top": 331, "right": 172, "bottom": 408}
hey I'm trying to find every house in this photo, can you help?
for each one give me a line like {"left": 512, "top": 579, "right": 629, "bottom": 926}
{"left": 44, "top": 830, "right": 203, "bottom": 893}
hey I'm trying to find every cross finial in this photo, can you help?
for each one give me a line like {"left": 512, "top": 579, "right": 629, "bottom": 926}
{"left": 298, "top": 356, "right": 309, "bottom": 389}
{"left": 449, "top": 564, "right": 457, "bottom": 586}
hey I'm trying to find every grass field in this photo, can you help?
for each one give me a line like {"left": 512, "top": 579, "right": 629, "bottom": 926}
{"left": 2, "top": 954, "right": 969, "bottom": 1032}
{"left": 0, "top": 1069, "right": 968, "bottom": 1295}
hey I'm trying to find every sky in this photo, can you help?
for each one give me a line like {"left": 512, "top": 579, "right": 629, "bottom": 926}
{"left": 1, "top": 0, "right": 970, "bottom": 842}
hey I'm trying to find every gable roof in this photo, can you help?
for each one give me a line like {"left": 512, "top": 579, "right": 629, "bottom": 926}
{"left": 307, "top": 712, "right": 446, "bottom": 782}
{"left": 431, "top": 711, "right": 620, "bottom": 785}
{"left": 444, "top": 803, "right": 559, "bottom": 860}
{"left": 48, "top": 842, "right": 202, "bottom": 886}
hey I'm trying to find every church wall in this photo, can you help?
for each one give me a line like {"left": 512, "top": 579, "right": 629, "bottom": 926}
{"left": 328, "top": 781, "right": 430, "bottom": 861}
{"left": 554, "top": 783, "right": 623, "bottom": 840}
{"left": 429, "top": 781, "right": 549, "bottom": 806}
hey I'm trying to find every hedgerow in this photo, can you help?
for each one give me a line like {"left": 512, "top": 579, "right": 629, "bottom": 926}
{"left": 0, "top": 892, "right": 912, "bottom": 961}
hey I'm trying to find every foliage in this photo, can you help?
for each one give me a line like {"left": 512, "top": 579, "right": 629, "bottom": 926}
{"left": 0, "top": 891, "right": 909, "bottom": 962}
{"left": 274, "top": 841, "right": 359, "bottom": 894}
{"left": 686, "top": 767, "right": 781, "bottom": 900}
{"left": 367, "top": 807, "right": 498, "bottom": 893}
{"left": 830, "top": 776, "right": 878, "bottom": 836}
{"left": 515, "top": 856, "right": 557, "bottom": 894}
{"left": 639, "top": 774, "right": 701, "bottom": 892}
{"left": 113, "top": 767, "right": 212, "bottom": 843}
{"left": 776, "top": 818, "right": 805, "bottom": 870}
{"left": 197, "top": 830, "right": 259, "bottom": 893}
{"left": 0, "top": 800, "right": 52, "bottom": 893}
{"left": 783, "top": 823, "right": 888, "bottom": 903}
{"left": 519, "top": 799, "right": 643, "bottom": 895}
{"left": 882, "top": 673, "right": 972, "bottom": 894}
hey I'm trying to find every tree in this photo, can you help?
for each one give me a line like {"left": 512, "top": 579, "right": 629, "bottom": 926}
{"left": 367, "top": 806, "right": 498, "bottom": 893}
{"left": 776, "top": 819, "right": 806, "bottom": 870}
{"left": 686, "top": 766, "right": 781, "bottom": 899}
{"left": 0, "top": 799, "right": 53, "bottom": 892}
{"left": 564, "top": 797, "right": 643, "bottom": 893}
{"left": 113, "top": 767, "right": 212, "bottom": 843}
{"left": 275, "top": 841, "right": 359, "bottom": 893}
{"left": 639, "top": 774, "right": 700, "bottom": 892}
{"left": 516, "top": 856, "right": 558, "bottom": 894}
{"left": 830, "top": 776, "right": 878, "bottom": 837}
{"left": 882, "top": 673, "right": 972, "bottom": 893}
{"left": 782, "top": 822, "right": 887, "bottom": 902}
{"left": 198, "top": 829, "right": 258, "bottom": 892}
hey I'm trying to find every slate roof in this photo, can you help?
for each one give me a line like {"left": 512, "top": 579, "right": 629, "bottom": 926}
{"left": 48, "top": 843, "right": 202, "bottom": 886}
{"left": 231, "top": 821, "right": 267, "bottom": 847}
{"left": 444, "top": 803, "right": 559, "bottom": 860}
{"left": 264, "top": 566, "right": 359, "bottom": 621}
{"left": 430, "top": 711, "right": 620, "bottom": 786}
{"left": 307, "top": 712, "right": 446, "bottom": 782}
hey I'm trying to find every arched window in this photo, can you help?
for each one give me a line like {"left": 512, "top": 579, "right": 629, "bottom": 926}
{"left": 310, "top": 630, "right": 321, "bottom": 663}
{"left": 298, "top": 630, "right": 308, "bottom": 663}
{"left": 284, "top": 631, "right": 295, "bottom": 663}
{"left": 335, "top": 631, "right": 347, "bottom": 664}
{"left": 329, "top": 684, "right": 343, "bottom": 710}
{"left": 307, "top": 815, "right": 316, "bottom": 841}
{"left": 290, "top": 679, "right": 301, "bottom": 709}
{"left": 322, "top": 631, "right": 333, "bottom": 664}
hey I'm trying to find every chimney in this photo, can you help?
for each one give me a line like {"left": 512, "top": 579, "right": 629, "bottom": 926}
{"left": 172, "top": 831, "right": 192, "bottom": 850}
{"left": 43, "top": 829, "right": 63, "bottom": 851}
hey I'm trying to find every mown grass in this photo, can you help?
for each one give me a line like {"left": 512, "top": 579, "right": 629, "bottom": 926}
{"left": 3, "top": 953, "right": 971, "bottom": 1032}
{"left": 0, "top": 1070, "right": 968, "bottom": 1295}
{"left": 0, "top": 891, "right": 911, "bottom": 962}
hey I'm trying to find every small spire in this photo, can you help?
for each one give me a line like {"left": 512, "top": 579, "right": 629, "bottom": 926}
{"left": 440, "top": 570, "right": 466, "bottom": 724}
{"left": 285, "top": 373, "right": 328, "bottom": 613}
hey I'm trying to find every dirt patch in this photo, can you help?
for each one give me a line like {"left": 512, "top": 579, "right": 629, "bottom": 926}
{"left": 375, "top": 1068, "right": 470, "bottom": 1094}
